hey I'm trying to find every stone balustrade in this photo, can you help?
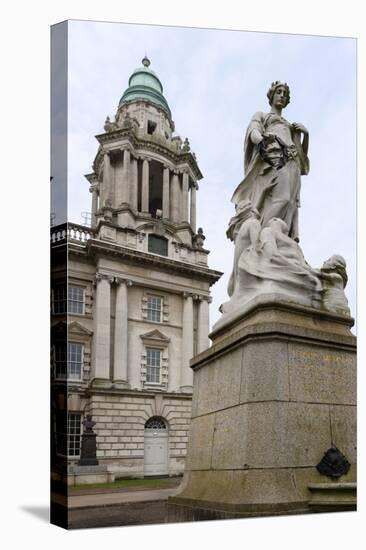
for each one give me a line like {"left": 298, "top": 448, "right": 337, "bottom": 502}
{"left": 51, "top": 223, "right": 95, "bottom": 244}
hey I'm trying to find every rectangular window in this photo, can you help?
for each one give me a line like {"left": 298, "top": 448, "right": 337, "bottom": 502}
{"left": 148, "top": 235, "right": 168, "bottom": 256}
{"left": 54, "top": 344, "right": 67, "bottom": 379}
{"left": 68, "top": 343, "right": 83, "bottom": 379}
{"left": 67, "top": 413, "right": 81, "bottom": 457}
{"left": 54, "top": 412, "right": 81, "bottom": 457}
{"left": 68, "top": 286, "right": 85, "bottom": 315}
{"left": 52, "top": 286, "right": 67, "bottom": 314}
{"left": 54, "top": 343, "right": 83, "bottom": 380}
{"left": 146, "top": 348, "right": 161, "bottom": 384}
{"left": 147, "top": 295, "right": 162, "bottom": 322}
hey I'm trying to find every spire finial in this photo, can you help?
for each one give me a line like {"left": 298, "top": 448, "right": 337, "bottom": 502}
{"left": 142, "top": 55, "right": 151, "bottom": 68}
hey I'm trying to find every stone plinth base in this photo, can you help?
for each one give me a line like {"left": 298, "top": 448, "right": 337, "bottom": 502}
{"left": 67, "top": 464, "right": 115, "bottom": 486}
{"left": 307, "top": 482, "right": 356, "bottom": 512}
{"left": 168, "top": 298, "right": 356, "bottom": 521}
{"left": 79, "top": 432, "right": 98, "bottom": 466}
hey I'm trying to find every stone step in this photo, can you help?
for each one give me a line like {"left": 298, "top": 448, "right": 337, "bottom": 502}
{"left": 308, "top": 482, "right": 356, "bottom": 512}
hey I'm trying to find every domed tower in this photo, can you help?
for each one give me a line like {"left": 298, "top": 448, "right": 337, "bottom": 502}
{"left": 68, "top": 58, "right": 222, "bottom": 478}
{"left": 86, "top": 56, "right": 203, "bottom": 253}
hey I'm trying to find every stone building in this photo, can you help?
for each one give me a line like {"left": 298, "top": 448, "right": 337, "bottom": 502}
{"left": 51, "top": 57, "right": 222, "bottom": 480}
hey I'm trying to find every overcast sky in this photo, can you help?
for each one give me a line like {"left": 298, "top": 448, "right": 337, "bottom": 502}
{"left": 64, "top": 20, "right": 356, "bottom": 328}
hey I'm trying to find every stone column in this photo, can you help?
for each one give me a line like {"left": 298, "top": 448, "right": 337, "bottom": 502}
{"left": 162, "top": 166, "right": 170, "bottom": 219}
{"left": 181, "top": 292, "right": 194, "bottom": 392}
{"left": 171, "top": 172, "right": 180, "bottom": 223}
{"left": 90, "top": 186, "right": 98, "bottom": 228}
{"left": 93, "top": 274, "right": 113, "bottom": 385}
{"left": 190, "top": 183, "right": 197, "bottom": 233}
{"left": 121, "top": 148, "right": 130, "bottom": 205}
{"left": 197, "top": 296, "right": 211, "bottom": 353}
{"left": 101, "top": 151, "right": 111, "bottom": 207}
{"left": 113, "top": 278, "right": 132, "bottom": 388}
{"left": 141, "top": 158, "right": 150, "bottom": 214}
{"left": 130, "top": 157, "right": 138, "bottom": 211}
{"left": 182, "top": 172, "right": 189, "bottom": 222}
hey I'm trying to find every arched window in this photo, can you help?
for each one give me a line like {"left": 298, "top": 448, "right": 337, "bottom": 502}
{"left": 144, "top": 416, "right": 167, "bottom": 430}
{"left": 148, "top": 234, "right": 168, "bottom": 256}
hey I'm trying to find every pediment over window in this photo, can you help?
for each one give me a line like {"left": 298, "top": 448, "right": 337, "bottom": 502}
{"left": 140, "top": 329, "right": 170, "bottom": 346}
{"left": 68, "top": 321, "right": 93, "bottom": 336}
{"left": 136, "top": 222, "right": 182, "bottom": 242}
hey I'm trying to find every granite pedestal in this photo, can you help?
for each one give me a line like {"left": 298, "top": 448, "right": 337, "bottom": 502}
{"left": 168, "top": 295, "right": 356, "bottom": 521}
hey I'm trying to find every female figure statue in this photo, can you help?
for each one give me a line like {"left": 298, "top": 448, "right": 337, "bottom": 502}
{"left": 231, "top": 81, "right": 310, "bottom": 242}
{"left": 216, "top": 83, "right": 351, "bottom": 327}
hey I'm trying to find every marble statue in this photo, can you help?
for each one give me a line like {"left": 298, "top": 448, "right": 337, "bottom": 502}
{"left": 104, "top": 116, "right": 118, "bottom": 132}
{"left": 317, "top": 255, "right": 350, "bottom": 315}
{"left": 231, "top": 81, "right": 309, "bottom": 242}
{"left": 221, "top": 207, "right": 322, "bottom": 314}
{"left": 216, "top": 82, "right": 350, "bottom": 325}
{"left": 193, "top": 227, "right": 206, "bottom": 248}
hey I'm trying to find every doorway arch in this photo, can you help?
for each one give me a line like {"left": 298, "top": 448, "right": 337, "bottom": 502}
{"left": 144, "top": 416, "right": 169, "bottom": 476}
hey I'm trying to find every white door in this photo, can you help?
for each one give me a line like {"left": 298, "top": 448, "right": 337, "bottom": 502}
{"left": 144, "top": 417, "right": 169, "bottom": 476}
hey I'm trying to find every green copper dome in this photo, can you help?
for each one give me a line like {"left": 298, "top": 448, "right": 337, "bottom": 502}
{"left": 119, "top": 57, "right": 171, "bottom": 118}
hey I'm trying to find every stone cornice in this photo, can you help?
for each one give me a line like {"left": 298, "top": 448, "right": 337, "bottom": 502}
{"left": 193, "top": 315, "right": 356, "bottom": 373}
{"left": 85, "top": 238, "right": 222, "bottom": 285}
{"left": 93, "top": 129, "right": 203, "bottom": 180}
{"left": 84, "top": 387, "right": 193, "bottom": 400}
{"left": 110, "top": 204, "right": 137, "bottom": 216}
{"left": 85, "top": 172, "right": 98, "bottom": 185}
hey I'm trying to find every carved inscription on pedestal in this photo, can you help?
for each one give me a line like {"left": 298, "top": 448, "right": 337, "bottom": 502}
{"left": 288, "top": 345, "right": 355, "bottom": 405}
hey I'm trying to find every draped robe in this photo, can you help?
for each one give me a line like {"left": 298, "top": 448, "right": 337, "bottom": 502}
{"left": 231, "top": 112, "right": 310, "bottom": 241}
